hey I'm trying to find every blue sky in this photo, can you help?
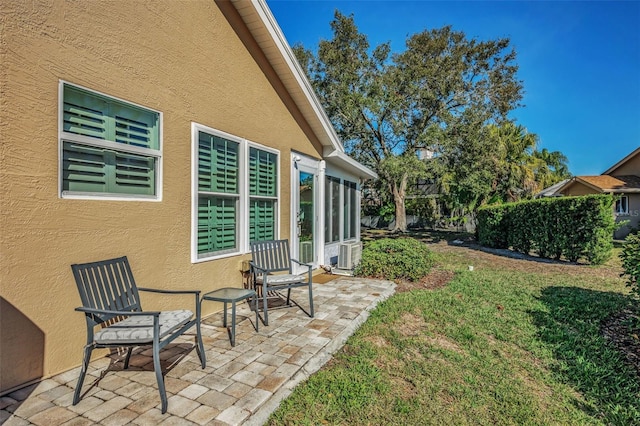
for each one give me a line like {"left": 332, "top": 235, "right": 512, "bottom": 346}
{"left": 267, "top": 0, "right": 640, "bottom": 176}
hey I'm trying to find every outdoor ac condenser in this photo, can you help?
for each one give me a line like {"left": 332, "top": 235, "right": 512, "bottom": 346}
{"left": 337, "top": 242, "right": 362, "bottom": 270}
{"left": 300, "top": 241, "right": 313, "bottom": 264}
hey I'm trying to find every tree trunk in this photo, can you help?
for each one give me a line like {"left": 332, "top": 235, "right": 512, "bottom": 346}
{"left": 391, "top": 179, "right": 407, "bottom": 232}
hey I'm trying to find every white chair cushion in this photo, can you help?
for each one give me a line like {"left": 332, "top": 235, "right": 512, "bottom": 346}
{"left": 95, "top": 309, "right": 193, "bottom": 344}
{"left": 256, "top": 273, "right": 307, "bottom": 285}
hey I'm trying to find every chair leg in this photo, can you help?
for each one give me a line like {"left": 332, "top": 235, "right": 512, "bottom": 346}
{"left": 308, "top": 283, "right": 314, "bottom": 318}
{"left": 262, "top": 286, "right": 269, "bottom": 326}
{"left": 73, "top": 344, "right": 93, "bottom": 405}
{"left": 286, "top": 288, "right": 292, "bottom": 306}
{"left": 152, "top": 342, "right": 167, "bottom": 414}
{"left": 196, "top": 300, "right": 206, "bottom": 369}
{"left": 124, "top": 347, "right": 134, "bottom": 369}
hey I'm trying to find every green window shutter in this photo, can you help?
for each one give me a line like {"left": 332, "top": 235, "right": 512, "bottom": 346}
{"left": 198, "top": 132, "right": 239, "bottom": 194}
{"left": 249, "top": 199, "right": 275, "bottom": 242}
{"left": 114, "top": 151, "right": 155, "bottom": 195}
{"left": 62, "top": 142, "right": 108, "bottom": 193}
{"left": 249, "top": 147, "right": 276, "bottom": 197}
{"left": 62, "top": 142, "right": 155, "bottom": 195}
{"left": 63, "top": 86, "right": 159, "bottom": 149}
{"left": 112, "top": 104, "right": 159, "bottom": 150}
{"left": 62, "top": 85, "right": 159, "bottom": 197}
{"left": 198, "top": 196, "right": 237, "bottom": 254}
{"left": 63, "top": 88, "right": 108, "bottom": 140}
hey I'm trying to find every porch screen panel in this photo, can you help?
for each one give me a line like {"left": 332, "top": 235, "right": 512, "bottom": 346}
{"left": 325, "top": 176, "right": 340, "bottom": 243}
{"left": 249, "top": 147, "right": 277, "bottom": 242}
{"left": 344, "top": 180, "right": 357, "bottom": 239}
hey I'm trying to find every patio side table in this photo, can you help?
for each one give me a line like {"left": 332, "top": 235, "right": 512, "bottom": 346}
{"left": 201, "top": 287, "right": 257, "bottom": 347}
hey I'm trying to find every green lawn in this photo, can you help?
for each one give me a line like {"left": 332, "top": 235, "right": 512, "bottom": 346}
{"left": 268, "top": 234, "right": 640, "bottom": 425}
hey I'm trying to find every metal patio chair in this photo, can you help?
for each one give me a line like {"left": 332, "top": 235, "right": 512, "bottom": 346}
{"left": 250, "top": 239, "right": 314, "bottom": 326}
{"left": 71, "top": 256, "right": 205, "bottom": 414}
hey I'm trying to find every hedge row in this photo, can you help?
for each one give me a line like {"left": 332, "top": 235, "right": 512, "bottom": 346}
{"left": 477, "top": 194, "right": 616, "bottom": 264}
{"left": 620, "top": 232, "right": 640, "bottom": 299}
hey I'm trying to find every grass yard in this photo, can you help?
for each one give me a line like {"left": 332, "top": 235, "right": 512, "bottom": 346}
{"left": 267, "top": 230, "right": 640, "bottom": 425}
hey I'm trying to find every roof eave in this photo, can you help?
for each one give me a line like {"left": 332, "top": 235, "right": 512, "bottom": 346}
{"left": 324, "top": 149, "right": 378, "bottom": 180}
{"left": 603, "top": 146, "right": 640, "bottom": 175}
{"left": 229, "top": 0, "right": 343, "bottom": 152}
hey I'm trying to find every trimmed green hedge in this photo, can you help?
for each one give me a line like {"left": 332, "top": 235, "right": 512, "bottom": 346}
{"left": 477, "top": 194, "right": 615, "bottom": 264}
{"left": 354, "top": 237, "right": 433, "bottom": 282}
{"left": 621, "top": 232, "right": 640, "bottom": 299}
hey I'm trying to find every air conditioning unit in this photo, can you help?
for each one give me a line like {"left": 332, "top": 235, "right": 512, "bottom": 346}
{"left": 338, "top": 242, "right": 362, "bottom": 270}
{"left": 300, "top": 241, "right": 313, "bottom": 264}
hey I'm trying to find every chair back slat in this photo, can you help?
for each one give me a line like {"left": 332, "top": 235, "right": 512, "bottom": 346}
{"left": 72, "top": 256, "right": 142, "bottom": 324}
{"left": 251, "top": 239, "right": 292, "bottom": 273}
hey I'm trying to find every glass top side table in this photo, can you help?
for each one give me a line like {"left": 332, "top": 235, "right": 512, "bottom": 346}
{"left": 201, "top": 287, "right": 257, "bottom": 347}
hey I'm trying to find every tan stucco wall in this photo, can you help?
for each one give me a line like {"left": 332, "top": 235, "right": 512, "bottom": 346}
{"left": 0, "top": 0, "right": 323, "bottom": 392}
{"left": 615, "top": 194, "right": 640, "bottom": 239}
{"left": 609, "top": 152, "right": 640, "bottom": 177}
{"left": 559, "top": 181, "right": 598, "bottom": 196}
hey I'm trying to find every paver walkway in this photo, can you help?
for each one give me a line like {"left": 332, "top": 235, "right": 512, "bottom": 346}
{"left": 0, "top": 277, "right": 395, "bottom": 426}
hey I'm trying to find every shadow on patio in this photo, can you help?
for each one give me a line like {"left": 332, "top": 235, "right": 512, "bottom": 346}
{"left": 0, "top": 276, "right": 395, "bottom": 426}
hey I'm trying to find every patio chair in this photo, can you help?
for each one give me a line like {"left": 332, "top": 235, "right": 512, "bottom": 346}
{"left": 71, "top": 256, "right": 205, "bottom": 414}
{"left": 250, "top": 239, "right": 314, "bottom": 326}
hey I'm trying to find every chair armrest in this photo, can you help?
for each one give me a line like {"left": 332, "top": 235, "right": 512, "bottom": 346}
{"left": 75, "top": 306, "right": 161, "bottom": 317}
{"left": 290, "top": 259, "right": 312, "bottom": 269}
{"left": 249, "top": 262, "right": 270, "bottom": 274}
{"left": 138, "top": 288, "right": 201, "bottom": 296}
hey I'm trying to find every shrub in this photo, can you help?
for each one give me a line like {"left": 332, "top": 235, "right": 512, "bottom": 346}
{"left": 476, "top": 194, "right": 615, "bottom": 264}
{"left": 354, "top": 238, "right": 433, "bottom": 282}
{"left": 620, "top": 232, "right": 640, "bottom": 299}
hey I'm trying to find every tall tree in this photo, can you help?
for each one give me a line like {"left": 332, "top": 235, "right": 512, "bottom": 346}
{"left": 294, "top": 11, "right": 523, "bottom": 231}
{"left": 531, "top": 148, "right": 571, "bottom": 190}
{"left": 488, "top": 122, "right": 539, "bottom": 202}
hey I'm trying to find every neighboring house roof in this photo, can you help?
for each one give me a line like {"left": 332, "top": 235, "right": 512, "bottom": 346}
{"left": 534, "top": 179, "right": 570, "bottom": 198}
{"left": 603, "top": 146, "right": 640, "bottom": 175}
{"left": 229, "top": 0, "right": 377, "bottom": 180}
{"left": 559, "top": 175, "right": 640, "bottom": 194}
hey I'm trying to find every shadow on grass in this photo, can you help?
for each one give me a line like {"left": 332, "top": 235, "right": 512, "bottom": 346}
{"left": 361, "top": 228, "right": 473, "bottom": 244}
{"left": 531, "top": 286, "right": 640, "bottom": 424}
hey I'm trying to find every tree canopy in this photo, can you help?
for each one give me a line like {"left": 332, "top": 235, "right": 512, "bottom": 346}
{"left": 295, "top": 11, "right": 569, "bottom": 230}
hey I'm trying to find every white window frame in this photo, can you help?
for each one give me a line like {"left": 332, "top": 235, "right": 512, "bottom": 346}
{"left": 324, "top": 173, "right": 360, "bottom": 245}
{"left": 58, "top": 80, "right": 162, "bottom": 201}
{"left": 191, "top": 123, "right": 280, "bottom": 263}
{"left": 343, "top": 179, "right": 358, "bottom": 241}
{"left": 615, "top": 195, "right": 629, "bottom": 216}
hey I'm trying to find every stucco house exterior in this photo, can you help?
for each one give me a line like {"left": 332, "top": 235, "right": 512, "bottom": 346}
{"left": 0, "top": 0, "right": 376, "bottom": 394}
{"left": 557, "top": 146, "right": 640, "bottom": 239}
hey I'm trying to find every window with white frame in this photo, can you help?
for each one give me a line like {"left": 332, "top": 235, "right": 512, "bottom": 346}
{"left": 193, "top": 124, "right": 279, "bottom": 261}
{"left": 325, "top": 175, "right": 358, "bottom": 243}
{"left": 325, "top": 176, "right": 341, "bottom": 243}
{"left": 60, "top": 82, "right": 161, "bottom": 199}
{"left": 615, "top": 195, "right": 629, "bottom": 215}
{"left": 249, "top": 147, "right": 277, "bottom": 242}
{"left": 343, "top": 180, "right": 357, "bottom": 240}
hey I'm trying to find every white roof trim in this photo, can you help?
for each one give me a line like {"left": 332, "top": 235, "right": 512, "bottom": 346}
{"left": 231, "top": 0, "right": 344, "bottom": 152}
{"left": 324, "top": 148, "right": 378, "bottom": 180}
{"left": 603, "top": 146, "right": 640, "bottom": 175}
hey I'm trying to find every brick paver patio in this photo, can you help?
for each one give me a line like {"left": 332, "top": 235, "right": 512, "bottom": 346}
{"left": 0, "top": 277, "right": 395, "bottom": 426}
